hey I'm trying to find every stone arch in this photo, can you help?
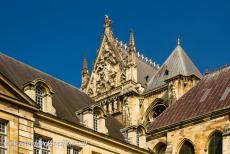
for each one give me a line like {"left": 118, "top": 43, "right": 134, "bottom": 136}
{"left": 92, "top": 106, "right": 106, "bottom": 118}
{"left": 207, "top": 130, "right": 223, "bottom": 154}
{"left": 153, "top": 142, "right": 167, "bottom": 154}
{"left": 177, "top": 139, "right": 195, "bottom": 154}
{"left": 143, "top": 98, "right": 167, "bottom": 125}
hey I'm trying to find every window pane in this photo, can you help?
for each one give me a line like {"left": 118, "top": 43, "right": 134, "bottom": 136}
{"left": 93, "top": 113, "right": 98, "bottom": 131}
{"left": 34, "top": 136, "right": 51, "bottom": 154}
{"left": 0, "top": 136, "right": 5, "bottom": 147}
{"left": 208, "top": 132, "right": 222, "bottom": 154}
{"left": 179, "top": 141, "right": 195, "bottom": 154}
{"left": 0, "top": 123, "right": 5, "bottom": 134}
{"left": 36, "top": 88, "right": 43, "bottom": 110}
{"left": 67, "top": 145, "right": 71, "bottom": 154}
{"left": 0, "top": 148, "right": 6, "bottom": 154}
{"left": 34, "top": 148, "right": 39, "bottom": 154}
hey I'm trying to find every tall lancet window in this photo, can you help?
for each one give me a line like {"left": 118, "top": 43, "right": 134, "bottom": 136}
{"left": 36, "top": 88, "right": 43, "bottom": 110}
{"left": 208, "top": 131, "right": 222, "bottom": 154}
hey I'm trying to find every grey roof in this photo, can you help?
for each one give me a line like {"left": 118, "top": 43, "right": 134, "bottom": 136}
{"left": 115, "top": 38, "right": 158, "bottom": 87}
{"left": 0, "top": 52, "right": 125, "bottom": 141}
{"left": 136, "top": 57, "right": 158, "bottom": 87}
{"left": 146, "top": 45, "right": 202, "bottom": 91}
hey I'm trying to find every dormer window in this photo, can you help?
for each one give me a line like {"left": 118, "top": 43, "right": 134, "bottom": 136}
{"left": 36, "top": 87, "right": 44, "bottom": 110}
{"left": 23, "top": 79, "right": 56, "bottom": 115}
{"left": 93, "top": 111, "right": 99, "bottom": 131}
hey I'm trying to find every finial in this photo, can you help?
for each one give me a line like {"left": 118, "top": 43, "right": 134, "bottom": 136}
{"left": 104, "top": 15, "right": 112, "bottom": 28}
{"left": 205, "top": 69, "right": 209, "bottom": 75}
{"left": 129, "top": 30, "right": 135, "bottom": 47}
{"left": 82, "top": 53, "right": 88, "bottom": 71}
{"left": 177, "top": 34, "right": 181, "bottom": 46}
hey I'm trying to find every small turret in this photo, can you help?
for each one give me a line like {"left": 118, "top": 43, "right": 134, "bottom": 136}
{"left": 128, "top": 30, "right": 136, "bottom": 65}
{"left": 81, "top": 53, "right": 89, "bottom": 92}
{"left": 126, "top": 30, "right": 137, "bottom": 82}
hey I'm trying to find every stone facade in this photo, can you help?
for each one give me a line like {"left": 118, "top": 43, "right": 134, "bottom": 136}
{"left": 0, "top": 72, "right": 149, "bottom": 154}
{"left": 79, "top": 16, "right": 202, "bottom": 151}
{"left": 0, "top": 15, "right": 228, "bottom": 154}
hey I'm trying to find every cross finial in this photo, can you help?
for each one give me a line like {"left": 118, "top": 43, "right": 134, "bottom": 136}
{"left": 177, "top": 34, "right": 181, "bottom": 46}
{"left": 104, "top": 15, "right": 112, "bottom": 28}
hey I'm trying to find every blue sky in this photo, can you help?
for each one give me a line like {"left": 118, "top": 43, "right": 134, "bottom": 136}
{"left": 0, "top": 0, "right": 229, "bottom": 87}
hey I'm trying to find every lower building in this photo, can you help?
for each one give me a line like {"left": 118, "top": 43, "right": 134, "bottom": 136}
{"left": 0, "top": 53, "right": 149, "bottom": 154}
{"left": 148, "top": 66, "right": 230, "bottom": 154}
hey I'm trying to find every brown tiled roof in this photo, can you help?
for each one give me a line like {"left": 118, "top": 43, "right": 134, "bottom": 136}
{"left": 146, "top": 45, "right": 202, "bottom": 91}
{"left": 148, "top": 66, "right": 230, "bottom": 132}
{"left": 0, "top": 52, "right": 125, "bottom": 141}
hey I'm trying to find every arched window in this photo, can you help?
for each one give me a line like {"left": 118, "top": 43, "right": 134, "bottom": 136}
{"left": 208, "top": 131, "right": 222, "bottom": 154}
{"left": 154, "top": 142, "right": 167, "bottom": 154}
{"left": 179, "top": 141, "right": 195, "bottom": 154}
{"left": 36, "top": 88, "right": 43, "bottom": 110}
{"left": 93, "top": 112, "right": 99, "bottom": 131}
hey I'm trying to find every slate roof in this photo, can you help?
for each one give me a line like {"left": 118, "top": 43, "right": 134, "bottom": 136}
{"left": 0, "top": 52, "right": 125, "bottom": 141}
{"left": 136, "top": 57, "right": 158, "bottom": 87}
{"left": 146, "top": 44, "right": 202, "bottom": 91}
{"left": 148, "top": 65, "right": 230, "bottom": 132}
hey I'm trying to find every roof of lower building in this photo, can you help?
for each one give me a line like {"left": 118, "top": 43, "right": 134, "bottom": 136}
{"left": 0, "top": 52, "right": 125, "bottom": 141}
{"left": 146, "top": 43, "right": 202, "bottom": 92}
{"left": 148, "top": 65, "right": 230, "bottom": 132}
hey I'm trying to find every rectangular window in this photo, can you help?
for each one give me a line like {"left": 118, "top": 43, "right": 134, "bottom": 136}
{"left": 67, "top": 145, "right": 81, "bottom": 154}
{"left": 136, "top": 130, "right": 140, "bottom": 147}
{"left": 0, "top": 121, "right": 6, "bottom": 154}
{"left": 34, "top": 135, "right": 51, "bottom": 154}
{"left": 93, "top": 113, "right": 98, "bottom": 131}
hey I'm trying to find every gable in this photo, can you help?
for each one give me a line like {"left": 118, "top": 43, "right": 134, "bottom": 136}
{"left": 86, "top": 33, "right": 126, "bottom": 97}
{"left": 0, "top": 73, "right": 38, "bottom": 110}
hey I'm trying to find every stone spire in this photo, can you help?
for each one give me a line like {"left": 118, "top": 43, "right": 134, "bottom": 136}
{"left": 128, "top": 30, "right": 136, "bottom": 64}
{"left": 129, "top": 30, "right": 135, "bottom": 51}
{"left": 126, "top": 30, "right": 137, "bottom": 82}
{"left": 81, "top": 53, "right": 89, "bottom": 91}
{"left": 82, "top": 53, "right": 88, "bottom": 73}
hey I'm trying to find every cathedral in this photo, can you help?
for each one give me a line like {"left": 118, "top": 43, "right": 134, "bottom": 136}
{"left": 0, "top": 16, "right": 229, "bottom": 154}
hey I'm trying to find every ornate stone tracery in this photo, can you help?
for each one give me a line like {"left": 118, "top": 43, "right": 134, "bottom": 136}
{"left": 89, "top": 42, "right": 121, "bottom": 95}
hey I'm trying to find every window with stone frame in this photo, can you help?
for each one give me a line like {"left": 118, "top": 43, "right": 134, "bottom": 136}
{"left": 34, "top": 135, "right": 51, "bottom": 154}
{"left": 208, "top": 131, "right": 222, "bottom": 154}
{"left": 0, "top": 121, "right": 7, "bottom": 154}
{"left": 93, "top": 112, "right": 99, "bottom": 131}
{"left": 35, "top": 87, "right": 44, "bottom": 111}
{"left": 179, "top": 141, "right": 195, "bottom": 154}
{"left": 136, "top": 129, "right": 140, "bottom": 147}
{"left": 67, "top": 144, "right": 81, "bottom": 154}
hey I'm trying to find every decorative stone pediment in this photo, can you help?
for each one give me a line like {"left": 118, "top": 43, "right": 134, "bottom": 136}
{"left": 86, "top": 40, "right": 124, "bottom": 97}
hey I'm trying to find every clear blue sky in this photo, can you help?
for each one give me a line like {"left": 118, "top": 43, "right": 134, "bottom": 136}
{"left": 0, "top": 0, "right": 229, "bottom": 87}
